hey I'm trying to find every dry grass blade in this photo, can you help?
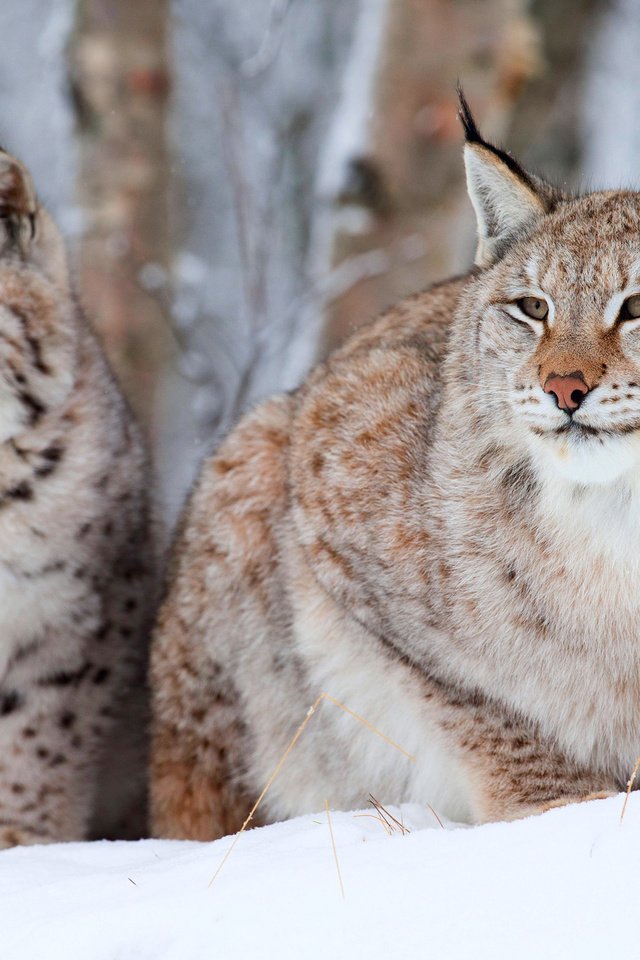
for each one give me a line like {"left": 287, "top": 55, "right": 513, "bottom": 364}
{"left": 426, "top": 803, "right": 445, "bottom": 829}
{"left": 208, "top": 693, "right": 325, "bottom": 887}
{"left": 208, "top": 690, "right": 415, "bottom": 887}
{"left": 620, "top": 756, "right": 640, "bottom": 823}
{"left": 353, "top": 812, "right": 393, "bottom": 836}
{"left": 322, "top": 693, "right": 416, "bottom": 762}
{"left": 368, "top": 794, "right": 410, "bottom": 835}
{"left": 325, "top": 799, "right": 345, "bottom": 898}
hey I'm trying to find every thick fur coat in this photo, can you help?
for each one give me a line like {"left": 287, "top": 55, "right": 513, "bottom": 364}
{"left": 0, "top": 151, "right": 154, "bottom": 846}
{"left": 150, "top": 98, "right": 640, "bottom": 838}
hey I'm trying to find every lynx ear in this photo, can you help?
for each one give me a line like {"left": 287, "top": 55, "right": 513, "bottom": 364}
{"left": 0, "top": 149, "right": 69, "bottom": 289}
{"left": 0, "top": 150, "right": 37, "bottom": 255}
{"left": 458, "top": 90, "right": 553, "bottom": 268}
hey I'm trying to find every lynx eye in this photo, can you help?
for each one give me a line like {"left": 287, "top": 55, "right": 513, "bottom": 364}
{"left": 619, "top": 294, "right": 640, "bottom": 322}
{"left": 517, "top": 296, "right": 549, "bottom": 321}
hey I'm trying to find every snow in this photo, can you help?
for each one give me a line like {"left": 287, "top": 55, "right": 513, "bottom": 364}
{"left": 0, "top": 793, "right": 637, "bottom": 958}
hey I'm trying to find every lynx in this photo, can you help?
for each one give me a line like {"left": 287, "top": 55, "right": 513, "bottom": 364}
{"left": 0, "top": 150, "right": 153, "bottom": 846}
{"left": 150, "top": 94, "right": 640, "bottom": 839}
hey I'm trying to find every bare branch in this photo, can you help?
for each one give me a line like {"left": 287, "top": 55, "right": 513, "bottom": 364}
{"left": 240, "top": 0, "right": 294, "bottom": 78}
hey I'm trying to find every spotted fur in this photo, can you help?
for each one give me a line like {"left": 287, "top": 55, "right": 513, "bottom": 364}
{"left": 150, "top": 101, "right": 640, "bottom": 838}
{"left": 0, "top": 150, "right": 154, "bottom": 846}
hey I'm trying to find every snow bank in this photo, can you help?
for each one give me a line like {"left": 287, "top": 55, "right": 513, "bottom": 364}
{"left": 0, "top": 794, "right": 635, "bottom": 958}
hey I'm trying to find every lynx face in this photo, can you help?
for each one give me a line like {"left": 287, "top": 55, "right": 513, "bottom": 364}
{"left": 461, "top": 99, "right": 640, "bottom": 486}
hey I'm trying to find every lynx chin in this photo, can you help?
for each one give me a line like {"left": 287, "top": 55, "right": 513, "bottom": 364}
{"left": 0, "top": 150, "right": 154, "bottom": 847}
{"left": 150, "top": 92, "right": 640, "bottom": 838}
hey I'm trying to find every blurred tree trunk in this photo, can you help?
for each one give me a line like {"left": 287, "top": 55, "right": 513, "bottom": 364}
{"left": 68, "top": 0, "right": 173, "bottom": 434}
{"left": 507, "top": 0, "right": 604, "bottom": 181}
{"left": 318, "top": 0, "right": 603, "bottom": 355}
{"left": 155, "top": 0, "right": 360, "bottom": 521}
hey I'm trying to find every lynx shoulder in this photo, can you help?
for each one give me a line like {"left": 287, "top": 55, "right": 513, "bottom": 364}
{"left": 0, "top": 151, "right": 154, "bottom": 846}
{"left": 150, "top": 94, "right": 640, "bottom": 838}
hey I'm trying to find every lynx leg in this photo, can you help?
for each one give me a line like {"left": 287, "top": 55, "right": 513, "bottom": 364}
{"left": 0, "top": 695, "right": 91, "bottom": 847}
{"left": 150, "top": 609, "right": 254, "bottom": 841}
{"left": 433, "top": 685, "right": 618, "bottom": 823}
{"left": 476, "top": 763, "right": 617, "bottom": 823}
{"left": 0, "top": 660, "right": 122, "bottom": 847}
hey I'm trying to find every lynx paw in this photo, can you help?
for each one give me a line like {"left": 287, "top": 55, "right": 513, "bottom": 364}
{"left": 0, "top": 825, "right": 55, "bottom": 850}
{"left": 515, "top": 790, "right": 616, "bottom": 820}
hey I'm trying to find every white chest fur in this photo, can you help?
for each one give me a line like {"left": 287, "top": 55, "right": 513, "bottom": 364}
{"left": 284, "top": 553, "right": 475, "bottom": 823}
{"left": 507, "top": 468, "right": 640, "bottom": 776}
{"left": 539, "top": 465, "right": 640, "bottom": 569}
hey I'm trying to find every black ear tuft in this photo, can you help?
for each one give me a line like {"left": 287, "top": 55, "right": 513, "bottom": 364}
{"left": 459, "top": 85, "right": 558, "bottom": 267}
{"left": 457, "top": 85, "right": 537, "bottom": 190}
{"left": 457, "top": 83, "right": 482, "bottom": 145}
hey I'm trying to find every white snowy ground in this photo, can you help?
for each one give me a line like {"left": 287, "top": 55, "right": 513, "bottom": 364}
{"left": 0, "top": 794, "right": 637, "bottom": 959}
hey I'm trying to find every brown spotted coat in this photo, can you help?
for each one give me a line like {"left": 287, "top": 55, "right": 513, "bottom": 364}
{"left": 150, "top": 107, "right": 640, "bottom": 838}
{"left": 0, "top": 151, "right": 154, "bottom": 846}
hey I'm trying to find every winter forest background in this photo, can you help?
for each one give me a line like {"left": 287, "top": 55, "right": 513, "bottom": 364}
{"left": 0, "top": 0, "right": 633, "bottom": 525}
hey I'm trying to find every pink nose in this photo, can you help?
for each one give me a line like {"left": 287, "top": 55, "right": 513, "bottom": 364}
{"left": 543, "top": 373, "right": 589, "bottom": 413}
